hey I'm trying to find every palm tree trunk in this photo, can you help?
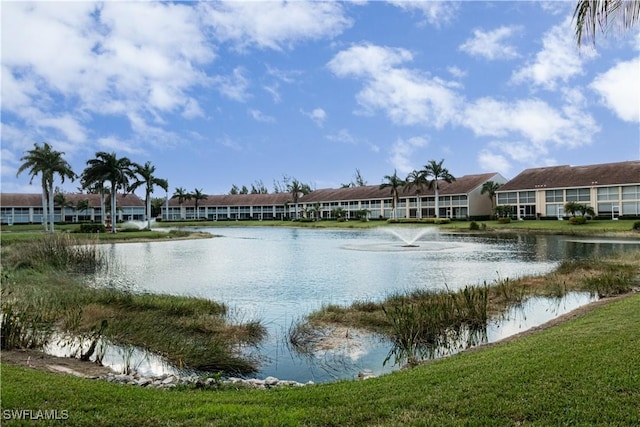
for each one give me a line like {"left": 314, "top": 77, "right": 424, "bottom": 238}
{"left": 48, "top": 183, "right": 55, "bottom": 233}
{"left": 435, "top": 186, "right": 440, "bottom": 218}
{"left": 110, "top": 184, "right": 117, "bottom": 233}
{"left": 41, "top": 182, "right": 48, "bottom": 232}
{"left": 100, "top": 192, "right": 106, "bottom": 226}
{"left": 147, "top": 194, "right": 152, "bottom": 230}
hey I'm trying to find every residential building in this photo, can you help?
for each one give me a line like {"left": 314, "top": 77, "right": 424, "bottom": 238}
{"left": 0, "top": 193, "right": 145, "bottom": 225}
{"left": 299, "top": 173, "right": 507, "bottom": 220}
{"left": 495, "top": 161, "right": 640, "bottom": 219}
{"left": 164, "top": 193, "right": 292, "bottom": 221}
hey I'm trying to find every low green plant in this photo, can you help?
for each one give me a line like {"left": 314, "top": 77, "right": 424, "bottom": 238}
{"left": 633, "top": 221, "right": 640, "bottom": 231}
{"left": 469, "top": 221, "right": 479, "bottom": 230}
{"left": 569, "top": 216, "right": 587, "bottom": 225}
{"left": 78, "top": 223, "right": 106, "bottom": 233}
{"left": 583, "top": 271, "right": 633, "bottom": 298}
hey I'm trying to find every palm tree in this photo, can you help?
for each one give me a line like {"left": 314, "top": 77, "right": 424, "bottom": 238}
{"left": 75, "top": 199, "right": 90, "bottom": 223}
{"left": 574, "top": 0, "right": 640, "bottom": 45}
{"left": 405, "top": 170, "right": 427, "bottom": 219}
{"left": 130, "top": 161, "right": 168, "bottom": 229}
{"left": 380, "top": 170, "right": 405, "bottom": 220}
{"left": 421, "top": 159, "right": 455, "bottom": 219}
{"left": 53, "top": 191, "right": 73, "bottom": 223}
{"left": 16, "top": 142, "right": 76, "bottom": 233}
{"left": 191, "top": 188, "right": 208, "bottom": 220}
{"left": 288, "top": 179, "right": 303, "bottom": 220}
{"left": 82, "top": 181, "right": 108, "bottom": 226}
{"left": 564, "top": 201, "right": 581, "bottom": 217}
{"left": 81, "top": 152, "right": 135, "bottom": 233}
{"left": 480, "top": 181, "right": 502, "bottom": 210}
{"left": 172, "top": 187, "right": 191, "bottom": 220}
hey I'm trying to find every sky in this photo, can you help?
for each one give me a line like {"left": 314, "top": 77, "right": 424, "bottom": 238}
{"left": 2, "top": 1, "right": 639, "bottom": 197}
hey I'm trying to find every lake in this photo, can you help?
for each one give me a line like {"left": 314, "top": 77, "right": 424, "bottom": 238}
{"left": 91, "top": 226, "right": 639, "bottom": 382}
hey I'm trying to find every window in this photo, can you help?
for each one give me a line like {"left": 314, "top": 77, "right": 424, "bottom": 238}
{"left": 518, "top": 191, "right": 535, "bottom": 204}
{"left": 622, "top": 185, "right": 640, "bottom": 200}
{"left": 545, "top": 190, "right": 563, "bottom": 203}
{"left": 497, "top": 192, "right": 517, "bottom": 204}
{"left": 566, "top": 188, "right": 590, "bottom": 202}
{"left": 622, "top": 202, "right": 640, "bottom": 215}
{"left": 546, "top": 204, "right": 562, "bottom": 217}
{"left": 597, "top": 187, "right": 619, "bottom": 201}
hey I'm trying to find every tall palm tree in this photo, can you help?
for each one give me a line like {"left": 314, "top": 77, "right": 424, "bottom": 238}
{"left": 81, "top": 152, "right": 135, "bottom": 233}
{"left": 16, "top": 142, "right": 76, "bottom": 233}
{"left": 172, "top": 187, "right": 191, "bottom": 220}
{"left": 130, "top": 161, "right": 168, "bottom": 229}
{"left": 191, "top": 188, "right": 208, "bottom": 220}
{"left": 421, "top": 159, "right": 455, "bottom": 219}
{"left": 288, "top": 179, "right": 303, "bottom": 220}
{"left": 404, "top": 169, "right": 427, "bottom": 219}
{"left": 380, "top": 170, "right": 405, "bottom": 220}
{"left": 574, "top": 0, "right": 640, "bottom": 45}
{"left": 480, "top": 181, "right": 502, "bottom": 210}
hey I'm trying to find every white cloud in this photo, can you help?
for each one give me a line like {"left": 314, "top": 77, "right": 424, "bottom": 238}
{"left": 459, "top": 26, "right": 521, "bottom": 60}
{"left": 302, "top": 108, "right": 327, "bottom": 127}
{"left": 511, "top": 18, "right": 597, "bottom": 90}
{"left": 199, "top": 1, "right": 352, "bottom": 51}
{"left": 211, "top": 68, "right": 251, "bottom": 102}
{"left": 250, "top": 109, "right": 276, "bottom": 123}
{"left": 462, "top": 96, "right": 600, "bottom": 149}
{"left": 327, "top": 129, "right": 358, "bottom": 145}
{"left": 2, "top": 1, "right": 215, "bottom": 151}
{"left": 327, "top": 43, "right": 461, "bottom": 128}
{"left": 38, "top": 115, "right": 87, "bottom": 143}
{"left": 97, "top": 136, "right": 144, "bottom": 156}
{"left": 590, "top": 57, "right": 640, "bottom": 123}
{"left": 387, "top": 1, "right": 459, "bottom": 28}
{"left": 389, "top": 136, "right": 429, "bottom": 175}
{"left": 477, "top": 149, "right": 512, "bottom": 176}
{"left": 447, "top": 66, "right": 467, "bottom": 79}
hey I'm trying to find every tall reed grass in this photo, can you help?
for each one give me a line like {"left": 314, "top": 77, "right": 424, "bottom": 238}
{"left": 3, "top": 234, "right": 105, "bottom": 274}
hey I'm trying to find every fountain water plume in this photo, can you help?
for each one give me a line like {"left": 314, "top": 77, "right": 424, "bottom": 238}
{"left": 381, "top": 226, "right": 438, "bottom": 247}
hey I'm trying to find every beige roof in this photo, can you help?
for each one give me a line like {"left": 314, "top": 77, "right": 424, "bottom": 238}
{"left": 0, "top": 193, "right": 144, "bottom": 207}
{"left": 498, "top": 161, "right": 640, "bottom": 191}
{"left": 300, "top": 173, "right": 499, "bottom": 203}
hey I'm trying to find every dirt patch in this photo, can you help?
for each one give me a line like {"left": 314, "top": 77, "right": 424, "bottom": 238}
{"left": 1, "top": 348, "right": 114, "bottom": 378}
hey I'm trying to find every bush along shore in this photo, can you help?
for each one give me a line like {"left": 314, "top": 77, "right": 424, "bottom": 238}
{"left": 291, "top": 250, "right": 640, "bottom": 367}
{"left": 0, "top": 234, "right": 265, "bottom": 377}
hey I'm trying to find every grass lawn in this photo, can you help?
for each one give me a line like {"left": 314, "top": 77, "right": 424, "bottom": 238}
{"left": 2, "top": 294, "right": 639, "bottom": 426}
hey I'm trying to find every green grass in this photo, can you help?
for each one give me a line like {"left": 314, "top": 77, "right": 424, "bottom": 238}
{"left": 442, "top": 218, "right": 638, "bottom": 234}
{"left": 157, "top": 219, "right": 384, "bottom": 229}
{"left": 2, "top": 294, "right": 639, "bottom": 426}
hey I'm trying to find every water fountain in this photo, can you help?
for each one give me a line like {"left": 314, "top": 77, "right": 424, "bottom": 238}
{"left": 381, "top": 226, "right": 437, "bottom": 247}
{"left": 341, "top": 226, "right": 456, "bottom": 252}
{"left": 121, "top": 219, "right": 157, "bottom": 230}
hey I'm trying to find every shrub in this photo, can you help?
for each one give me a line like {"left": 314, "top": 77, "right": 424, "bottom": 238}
{"left": 469, "top": 221, "right": 480, "bottom": 230}
{"left": 633, "top": 221, "right": 640, "bottom": 231}
{"left": 569, "top": 216, "right": 587, "bottom": 225}
{"left": 498, "top": 217, "right": 511, "bottom": 224}
{"left": 78, "top": 223, "right": 106, "bottom": 233}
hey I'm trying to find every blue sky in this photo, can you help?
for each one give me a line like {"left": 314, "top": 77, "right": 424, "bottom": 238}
{"left": 2, "top": 1, "right": 639, "bottom": 196}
